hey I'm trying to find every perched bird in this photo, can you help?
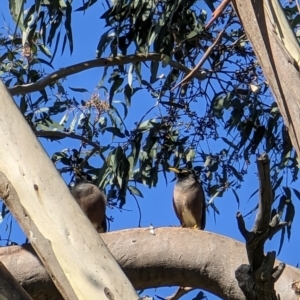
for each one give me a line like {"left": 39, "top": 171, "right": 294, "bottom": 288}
{"left": 169, "top": 167, "right": 206, "bottom": 230}
{"left": 71, "top": 175, "right": 107, "bottom": 233}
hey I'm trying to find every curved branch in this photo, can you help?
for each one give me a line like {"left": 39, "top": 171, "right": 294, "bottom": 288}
{"left": 9, "top": 54, "right": 207, "bottom": 96}
{"left": 1, "top": 228, "right": 299, "bottom": 300}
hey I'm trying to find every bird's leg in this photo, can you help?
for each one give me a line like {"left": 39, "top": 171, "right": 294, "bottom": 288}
{"left": 190, "top": 224, "right": 199, "bottom": 229}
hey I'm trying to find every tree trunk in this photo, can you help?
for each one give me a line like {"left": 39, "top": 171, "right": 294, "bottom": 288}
{"left": 0, "top": 81, "right": 138, "bottom": 300}
{"left": 233, "top": 0, "right": 300, "bottom": 157}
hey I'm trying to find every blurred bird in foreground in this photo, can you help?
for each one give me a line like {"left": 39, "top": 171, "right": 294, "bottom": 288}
{"left": 169, "top": 167, "right": 206, "bottom": 230}
{"left": 71, "top": 173, "right": 107, "bottom": 233}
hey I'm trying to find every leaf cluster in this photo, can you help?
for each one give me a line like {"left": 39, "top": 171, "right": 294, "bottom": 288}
{"left": 1, "top": 0, "right": 299, "bottom": 247}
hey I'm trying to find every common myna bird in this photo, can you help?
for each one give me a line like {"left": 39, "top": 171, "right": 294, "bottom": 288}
{"left": 71, "top": 175, "right": 107, "bottom": 233}
{"left": 169, "top": 167, "right": 206, "bottom": 230}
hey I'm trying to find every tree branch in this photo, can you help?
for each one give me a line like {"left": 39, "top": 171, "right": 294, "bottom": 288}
{"left": 171, "top": 28, "right": 225, "bottom": 91}
{"left": 1, "top": 228, "right": 299, "bottom": 300}
{"left": 235, "top": 153, "right": 288, "bottom": 299}
{"left": 8, "top": 54, "right": 207, "bottom": 96}
{"left": 0, "top": 260, "right": 33, "bottom": 300}
{"left": 205, "top": 0, "right": 232, "bottom": 30}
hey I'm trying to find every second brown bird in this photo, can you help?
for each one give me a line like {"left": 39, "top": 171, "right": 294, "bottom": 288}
{"left": 71, "top": 178, "right": 107, "bottom": 233}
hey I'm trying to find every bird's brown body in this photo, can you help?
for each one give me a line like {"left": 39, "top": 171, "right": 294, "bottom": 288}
{"left": 170, "top": 168, "right": 206, "bottom": 230}
{"left": 71, "top": 181, "right": 107, "bottom": 233}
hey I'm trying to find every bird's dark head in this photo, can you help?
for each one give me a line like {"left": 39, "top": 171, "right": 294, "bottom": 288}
{"left": 169, "top": 167, "right": 199, "bottom": 182}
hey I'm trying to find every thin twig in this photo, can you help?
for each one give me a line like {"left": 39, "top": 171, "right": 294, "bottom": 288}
{"left": 205, "top": 0, "right": 232, "bottom": 30}
{"left": 171, "top": 28, "right": 225, "bottom": 92}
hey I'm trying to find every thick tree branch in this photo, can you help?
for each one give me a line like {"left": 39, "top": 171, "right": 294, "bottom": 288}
{"left": 8, "top": 54, "right": 207, "bottom": 96}
{"left": 236, "top": 153, "right": 288, "bottom": 299}
{"left": 0, "top": 228, "right": 299, "bottom": 300}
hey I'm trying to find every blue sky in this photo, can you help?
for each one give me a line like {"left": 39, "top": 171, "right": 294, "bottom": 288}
{"left": 1, "top": 1, "right": 299, "bottom": 299}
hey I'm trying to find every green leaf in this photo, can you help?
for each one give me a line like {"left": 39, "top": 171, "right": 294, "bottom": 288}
{"left": 137, "top": 119, "right": 153, "bottom": 132}
{"left": 34, "top": 58, "right": 54, "bottom": 69}
{"left": 124, "top": 84, "right": 132, "bottom": 107}
{"left": 273, "top": 176, "right": 283, "bottom": 192}
{"left": 59, "top": 111, "right": 69, "bottom": 126}
{"left": 47, "top": 14, "right": 62, "bottom": 46}
{"left": 227, "top": 165, "right": 243, "bottom": 181}
{"left": 128, "top": 185, "right": 144, "bottom": 198}
{"left": 128, "top": 64, "right": 133, "bottom": 88}
{"left": 285, "top": 201, "right": 295, "bottom": 240}
{"left": 38, "top": 44, "right": 52, "bottom": 58}
{"left": 75, "top": 0, "right": 98, "bottom": 12}
{"left": 98, "top": 116, "right": 107, "bottom": 129}
{"left": 64, "top": 1, "right": 74, "bottom": 54}
{"left": 186, "top": 149, "right": 195, "bottom": 162}
{"left": 69, "top": 86, "right": 89, "bottom": 93}
{"left": 9, "top": 0, "right": 25, "bottom": 31}
{"left": 105, "top": 127, "right": 126, "bottom": 138}
{"left": 292, "top": 188, "right": 300, "bottom": 201}
{"left": 210, "top": 94, "right": 225, "bottom": 119}
{"left": 247, "top": 189, "right": 259, "bottom": 202}
{"left": 113, "top": 100, "right": 128, "bottom": 119}
{"left": 221, "top": 137, "right": 237, "bottom": 149}
{"left": 96, "top": 30, "right": 115, "bottom": 58}
{"left": 277, "top": 226, "right": 285, "bottom": 256}
{"left": 232, "top": 188, "right": 240, "bottom": 208}
{"left": 277, "top": 195, "right": 286, "bottom": 218}
{"left": 69, "top": 113, "right": 78, "bottom": 132}
{"left": 150, "top": 60, "right": 159, "bottom": 83}
{"left": 109, "top": 77, "right": 124, "bottom": 105}
{"left": 283, "top": 186, "right": 292, "bottom": 199}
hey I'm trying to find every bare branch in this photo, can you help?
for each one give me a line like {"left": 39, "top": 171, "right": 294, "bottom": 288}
{"left": 253, "top": 153, "right": 272, "bottom": 233}
{"left": 236, "top": 212, "right": 253, "bottom": 242}
{"left": 8, "top": 54, "right": 207, "bottom": 96}
{"left": 205, "top": 0, "right": 232, "bottom": 30}
{"left": 235, "top": 153, "right": 287, "bottom": 300}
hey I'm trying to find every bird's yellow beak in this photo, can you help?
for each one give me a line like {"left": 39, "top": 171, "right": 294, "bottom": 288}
{"left": 169, "top": 167, "right": 180, "bottom": 173}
